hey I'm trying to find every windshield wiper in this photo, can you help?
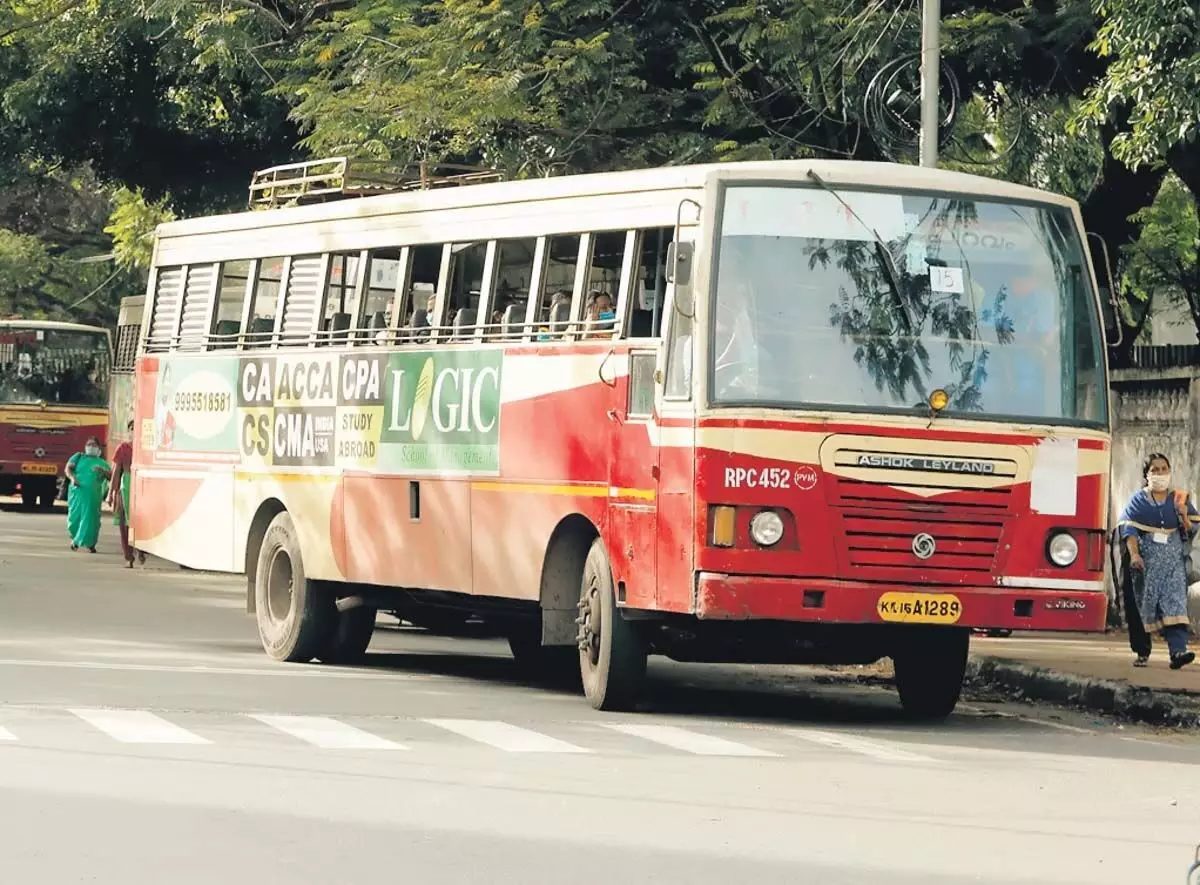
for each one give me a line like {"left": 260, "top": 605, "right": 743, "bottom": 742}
{"left": 806, "top": 170, "right": 914, "bottom": 333}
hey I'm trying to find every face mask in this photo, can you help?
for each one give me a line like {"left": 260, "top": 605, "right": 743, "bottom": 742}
{"left": 85, "top": 446, "right": 100, "bottom": 457}
{"left": 598, "top": 310, "right": 615, "bottom": 321}
{"left": 1148, "top": 474, "right": 1171, "bottom": 491}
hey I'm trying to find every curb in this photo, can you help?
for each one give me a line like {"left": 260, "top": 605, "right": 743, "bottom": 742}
{"left": 966, "top": 657, "right": 1200, "bottom": 728}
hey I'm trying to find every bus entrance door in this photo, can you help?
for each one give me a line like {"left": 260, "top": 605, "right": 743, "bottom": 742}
{"left": 607, "top": 349, "right": 659, "bottom": 609}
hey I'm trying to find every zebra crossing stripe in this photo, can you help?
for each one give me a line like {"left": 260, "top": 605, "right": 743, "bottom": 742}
{"left": 423, "top": 719, "right": 589, "bottom": 753}
{"left": 249, "top": 715, "right": 404, "bottom": 750}
{"left": 69, "top": 708, "right": 210, "bottom": 745}
{"left": 601, "top": 723, "right": 778, "bottom": 757}
{"left": 783, "top": 728, "right": 936, "bottom": 763}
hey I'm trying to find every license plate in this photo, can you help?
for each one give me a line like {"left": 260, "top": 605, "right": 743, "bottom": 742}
{"left": 20, "top": 462, "right": 58, "bottom": 476}
{"left": 876, "top": 592, "right": 963, "bottom": 624}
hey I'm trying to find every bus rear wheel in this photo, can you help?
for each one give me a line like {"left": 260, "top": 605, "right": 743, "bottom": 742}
{"left": 253, "top": 511, "right": 334, "bottom": 663}
{"left": 892, "top": 627, "right": 970, "bottom": 721}
{"left": 577, "top": 539, "right": 646, "bottom": 711}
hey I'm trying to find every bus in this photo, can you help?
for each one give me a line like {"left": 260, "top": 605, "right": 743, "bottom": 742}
{"left": 129, "top": 158, "right": 1114, "bottom": 719}
{"left": 0, "top": 318, "right": 113, "bottom": 509}
{"left": 107, "top": 297, "right": 144, "bottom": 460}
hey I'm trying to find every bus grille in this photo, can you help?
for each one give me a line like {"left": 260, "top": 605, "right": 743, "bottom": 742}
{"left": 835, "top": 478, "right": 1010, "bottom": 578}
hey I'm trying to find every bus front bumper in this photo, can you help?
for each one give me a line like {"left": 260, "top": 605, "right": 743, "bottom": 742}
{"left": 694, "top": 572, "right": 1107, "bottom": 632}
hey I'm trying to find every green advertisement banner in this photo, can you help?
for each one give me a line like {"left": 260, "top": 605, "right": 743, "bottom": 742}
{"left": 142, "top": 349, "right": 508, "bottom": 474}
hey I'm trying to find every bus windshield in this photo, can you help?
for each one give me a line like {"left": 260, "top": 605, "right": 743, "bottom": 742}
{"left": 0, "top": 326, "right": 112, "bottom": 407}
{"left": 710, "top": 184, "right": 1107, "bottom": 426}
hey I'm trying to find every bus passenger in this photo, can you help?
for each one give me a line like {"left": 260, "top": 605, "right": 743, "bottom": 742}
{"left": 585, "top": 291, "right": 616, "bottom": 338}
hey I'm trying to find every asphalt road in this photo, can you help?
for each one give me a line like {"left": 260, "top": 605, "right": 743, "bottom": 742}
{"left": 1, "top": 502, "right": 1198, "bottom": 885}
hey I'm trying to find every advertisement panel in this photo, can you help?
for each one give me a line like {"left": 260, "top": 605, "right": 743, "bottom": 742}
{"left": 151, "top": 350, "right": 504, "bottom": 475}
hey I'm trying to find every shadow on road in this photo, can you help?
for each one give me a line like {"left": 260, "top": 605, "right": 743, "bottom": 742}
{"left": 354, "top": 634, "right": 953, "bottom": 728}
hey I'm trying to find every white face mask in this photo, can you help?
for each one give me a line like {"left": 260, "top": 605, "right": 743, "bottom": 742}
{"left": 85, "top": 445, "right": 100, "bottom": 458}
{"left": 1148, "top": 473, "right": 1171, "bottom": 491}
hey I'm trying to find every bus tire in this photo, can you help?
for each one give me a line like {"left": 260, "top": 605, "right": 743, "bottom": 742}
{"left": 578, "top": 538, "right": 646, "bottom": 711}
{"left": 892, "top": 627, "right": 970, "bottom": 721}
{"left": 253, "top": 511, "right": 333, "bottom": 663}
{"left": 316, "top": 605, "right": 377, "bottom": 665}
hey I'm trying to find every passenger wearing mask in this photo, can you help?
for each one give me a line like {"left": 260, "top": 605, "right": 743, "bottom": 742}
{"left": 64, "top": 436, "right": 112, "bottom": 553}
{"left": 1118, "top": 453, "right": 1197, "bottom": 669}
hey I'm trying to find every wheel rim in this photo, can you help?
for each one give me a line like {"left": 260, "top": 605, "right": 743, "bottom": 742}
{"left": 266, "top": 547, "right": 294, "bottom": 624}
{"left": 578, "top": 572, "right": 603, "bottom": 668}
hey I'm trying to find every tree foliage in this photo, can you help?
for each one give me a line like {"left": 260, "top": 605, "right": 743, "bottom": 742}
{"left": 0, "top": 0, "right": 1198, "bottom": 347}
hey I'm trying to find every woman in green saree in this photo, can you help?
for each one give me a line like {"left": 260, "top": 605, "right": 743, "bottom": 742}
{"left": 64, "top": 435, "right": 111, "bottom": 553}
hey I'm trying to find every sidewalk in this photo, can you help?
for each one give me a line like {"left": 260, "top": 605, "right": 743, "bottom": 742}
{"left": 967, "top": 632, "right": 1200, "bottom": 727}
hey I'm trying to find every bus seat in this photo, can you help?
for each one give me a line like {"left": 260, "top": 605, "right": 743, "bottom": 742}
{"left": 549, "top": 300, "right": 570, "bottom": 338}
{"left": 453, "top": 308, "right": 476, "bottom": 340}
{"left": 213, "top": 320, "right": 239, "bottom": 350}
{"left": 328, "top": 312, "right": 352, "bottom": 344}
{"left": 248, "top": 316, "right": 274, "bottom": 348}
{"left": 501, "top": 304, "right": 520, "bottom": 339}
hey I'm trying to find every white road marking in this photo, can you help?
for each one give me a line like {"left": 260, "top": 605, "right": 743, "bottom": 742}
{"left": 250, "top": 715, "right": 404, "bottom": 750}
{"left": 602, "top": 723, "right": 778, "bottom": 757}
{"left": 69, "top": 708, "right": 210, "bottom": 745}
{"left": 424, "top": 719, "right": 589, "bottom": 753}
{"left": 782, "top": 728, "right": 937, "bottom": 763}
{"left": 0, "top": 727, "right": 15, "bottom": 741}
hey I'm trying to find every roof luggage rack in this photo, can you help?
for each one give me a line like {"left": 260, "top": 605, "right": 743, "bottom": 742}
{"left": 248, "top": 157, "right": 504, "bottom": 210}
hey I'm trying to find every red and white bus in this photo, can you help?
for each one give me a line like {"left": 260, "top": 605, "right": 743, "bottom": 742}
{"left": 1, "top": 318, "right": 113, "bottom": 508}
{"left": 130, "top": 158, "right": 1113, "bottom": 718}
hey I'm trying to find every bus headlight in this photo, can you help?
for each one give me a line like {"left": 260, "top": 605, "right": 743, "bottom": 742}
{"left": 1047, "top": 532, "right": 1079, "bottom": 567}
{"left": 749, "top": 511, "right": 784, "bottom": 547}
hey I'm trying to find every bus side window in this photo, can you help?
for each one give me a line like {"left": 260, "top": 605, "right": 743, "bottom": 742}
{"left": 360, "top": 247, "right": 405, "bottom": 345}
{"left": 628, "top": 352, "right": 656, "bottom": 418}
{"left": 213, "top": 260, "right": 250, "bottom": 351}
{"left": 625, "top": 227, "right": 674, "bottom": 339}
{"left": 448, "top": 242, "right": 487, "bottom": 340}
{"left": 409, "top": 244, "right": 446, "bottom": 338}
{"left": 581, "top": 231, "right": 623, "bottom": 339}
{"left": 246, "top": 258, "right": 285, "bottom": 349}
{"left": 321, "top": 252, "right": 362, "bottom": 345}
{"left": 532, "top": 235, "right": 581, "bottom": 340}
{"left": 485, "top": 239, "right": 536, "bottom": 341}
{"left": 663, "top": 294, "right": 693, "bottom": 400}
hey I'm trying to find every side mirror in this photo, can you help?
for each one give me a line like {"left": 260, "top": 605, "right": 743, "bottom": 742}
{"left": 666, "top": 241, "right": 693, "bottom": 287}
{"left": 1086, "top": 232, "right": 1122, "bottom": 347}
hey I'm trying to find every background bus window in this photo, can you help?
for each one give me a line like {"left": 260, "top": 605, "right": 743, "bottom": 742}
{"left": 213, "top": 260, "right": 250, "bottom": 350}
{"left": 582, "top": 231, "right": 624, "bottom": 339}
{"left": 246, "top": 257, "right": 285, "bottom": 348}
{"left": 532, "top": 235, "right": 580, "bottom": 340}
{"left": 626, "top": 227, "right": 673, "bottom": 339}
{"left": 488, "top": 238, "right": 537, "bottom": 339}
{"left": 447, "top": 242, "right": 487, "bottom": 338}
{"left": 361, "top": 248, "right": 403, "bottom": 343}
{"left": 322, "top": 252, "right": 361, "bottom": 344}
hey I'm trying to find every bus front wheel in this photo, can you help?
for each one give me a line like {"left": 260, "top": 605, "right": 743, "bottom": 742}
{"left": 253, "top": 511, "right": 334, "bottom": 663}
{"left": 892, "top": 627, "right": 970, "bottom": 721}
{"left": 578, "top": 539, "right": 646, "bottom": 711}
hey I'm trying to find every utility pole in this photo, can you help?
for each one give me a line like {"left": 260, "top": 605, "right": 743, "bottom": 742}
{"left": 918, "top": 0, "right": 941, "bottom": 167}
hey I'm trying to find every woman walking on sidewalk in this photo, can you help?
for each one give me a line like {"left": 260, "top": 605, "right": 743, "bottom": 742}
{"left": 1119, "top": 453, "right": 1197, "bottom": 670}
{"left": 64, "top": 435, "right": 111, "bottom": 553}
